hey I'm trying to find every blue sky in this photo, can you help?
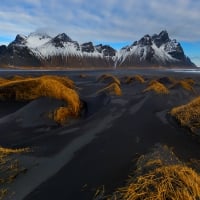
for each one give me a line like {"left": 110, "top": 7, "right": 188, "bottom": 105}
{"left": 0, "top": 0, "right": 199, "bottom": 66}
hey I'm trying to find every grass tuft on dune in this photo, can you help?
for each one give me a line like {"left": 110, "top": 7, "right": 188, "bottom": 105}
{"left": 0, "top": 75, "right": 81, "bottom": 124}
{"left": 97, "top": 73, "right": 122, "bottom": 96}
{"left": 0, "top": 147, "right": 30, "bottom": 154}
{"left": 0, "top": 146, "right": 29, "bottom": 200}
{"left": 106, "top": 145, "right": 200, "bottom": 200}
{"left": 170, "top": 96, "right": 200, "bottom": 133}
{"left": 124, "top": 75, "right": 145, "bottom": 84}
{"left": 97, "top": 83, "right": 122, "bottom": 96}
{"left": 51, "top": 107, "right": 72, "bottom": 125}
{"left": 170, "top": 79, "right": 195, "bottom": 92}
{"left": 110, "top": 165, "right": 200, "bottom": 200}
{"left": 97, "top": 74, "right": 121, "bottom": 85}
{"left": 144, "top": 80, "right": 169, "bottom": 94}
{"left": 39, "top": 75, "right": 75, "bottom": 89}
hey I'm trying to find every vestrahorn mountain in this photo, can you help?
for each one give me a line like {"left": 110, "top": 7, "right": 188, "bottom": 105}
{"left": 0, "top": 30, "right": 196, "bottom": 68}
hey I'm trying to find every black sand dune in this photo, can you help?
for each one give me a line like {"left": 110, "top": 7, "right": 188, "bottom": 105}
{"left": 0, "top": 70, "right": 200, "bottom": 199}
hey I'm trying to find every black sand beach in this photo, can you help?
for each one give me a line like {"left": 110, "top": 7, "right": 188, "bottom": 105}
{"left": 0, "top": 69, "right": 200, "bottom": 200}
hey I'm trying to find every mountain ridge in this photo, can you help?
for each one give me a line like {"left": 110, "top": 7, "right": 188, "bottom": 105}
{"left": 0, "top": 30, "right": 196, "bottom": 68}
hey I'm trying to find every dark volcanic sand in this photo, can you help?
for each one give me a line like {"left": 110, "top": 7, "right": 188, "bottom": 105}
{"left": 0, "top": 69, "right": 200, "bottom": 200}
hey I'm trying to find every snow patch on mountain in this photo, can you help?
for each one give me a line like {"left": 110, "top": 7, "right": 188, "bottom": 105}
{"left": 26, "top": 33, "right": 52, "bottom": 48}
{"left": 151, "top": 43, "right": 177, "bottom": 62}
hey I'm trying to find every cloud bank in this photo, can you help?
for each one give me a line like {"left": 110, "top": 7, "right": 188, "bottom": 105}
{"left": 0, "top": 0, "right": 200, "bottom": 43}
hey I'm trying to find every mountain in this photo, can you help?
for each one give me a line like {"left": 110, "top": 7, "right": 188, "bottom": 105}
{"left": 116, "top": 31, "right": 196, "bottom": 67}
{"left": 0, "top": 30, "right": 196, "bottom": 68}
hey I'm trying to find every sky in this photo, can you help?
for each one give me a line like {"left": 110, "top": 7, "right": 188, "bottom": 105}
{"left": 0, "top": 0, "right": 199, "bottom": 66}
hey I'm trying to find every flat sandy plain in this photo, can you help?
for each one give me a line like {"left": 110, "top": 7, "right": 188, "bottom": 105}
{"left": 0, "top": 69, "right": 200, "bottom": 200}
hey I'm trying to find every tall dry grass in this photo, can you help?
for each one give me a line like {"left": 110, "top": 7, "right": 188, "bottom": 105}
{"left": 105, "top": 146, "right": 200, "bottom": 200}
{"left": 143, "top": 80, "right": 169, "bottom": 94}
{"left": 0, "top": 75, "right": 81, "bottom": 124}
{"left": 51, "top": 107, "right": 72, "bottom": 125}
{"left": 97, "top": 74, "right": 121, "bottom": 86}
{"left": 96, "top": 83, "right": 122, "bottom": 96}
{"left": 170, "top": 78, "right": 195, "bottom": 92}
{"left": 97, "top": 73, "right": 122, "bottom": 96}
{"left": 170, "top": 96, "right": 200, "bottom": 133}
{"left": 111, "top": 165, "right": 200, "bottom": 200}
{"left": 124, "top": 75, "right": 145, "bottom": 84}
{"left": 0, "top": 146, "right": 29, "bottom": 199}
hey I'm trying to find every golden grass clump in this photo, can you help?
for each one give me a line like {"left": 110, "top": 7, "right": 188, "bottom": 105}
{"left": 0, "top": 146, "right": 29, "bottom": 199}
{"left": 39, "top": 75, "right": 75, "bottom": 89}
{"left": 97, "top": 74, "right": 121, "bottom": 85}
{"left": 104, "top": 145, "right": 200, "bottom": 200}
{"left": 171, "top": 79, "right": 195, "bottom": 92}
{"left": 178, "top": 80, "right": 194, "bottom": 91}
{"left": 143, "top": 80, "right": 169, "bottom": 94}
{"left": 0, "top": 147, "right": 29, "bottom": 154}
{"left": 97, "top": 83, "right": 122, "bottom": 96}
{"left": 0, "top": 78, "right": 8, "bottom": 85}
{"left": 0, "top": 75, "right": 81, "bottom": 124}
{"left": 170, "top": 96, "right": 200, "bottom": 132}
{"left": 113, "top": 164, "right": 200, "bottom": 200}
{"left": 134, "top": 75, "right": 145, "bottom": 84}
{"left": 124, "top": 75, "right": 145, "bottom": 84}
{"left": 51, "top": 107, "right": 72, "bottom": 125}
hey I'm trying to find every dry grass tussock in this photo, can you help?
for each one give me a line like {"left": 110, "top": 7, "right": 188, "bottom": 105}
{"left": 0, "top": 75, "right": 81, "bottom": 124}
{"left": 170, "top": 78, "right": 195, "bottom": 92}
{"left": 124, "top": 75, "right": 145, "bottom": 84}
{"left": 105, "top": 145, "right": 200, "bottom": 200}
{"left": 109, "top": 165, "right": 200, "bottom": 200}
{"left": 0, "top": 146, "right": 29, "bottom": 199}
{"left": 39, "top": 75, "right": 75, "bottom": 89}
{"left": 97, "top": 74, "right": 121, "bottom": 85}
{"left": 96, "top": 83, "right": 122, "bottom": 96}
{"left": 97, "top": 74, "right": 122, "bottom": 96}
{"left": 0, "top": 78, "right": 8, "bottom": 85}
{"left": 170, "top": 96, "right": 200, "bottom": 133}
{"left": 143, "top": 80, "right": 169, "bottom": 94}
{"left": 50, "top": 107, "right": 72, "bottom": 125}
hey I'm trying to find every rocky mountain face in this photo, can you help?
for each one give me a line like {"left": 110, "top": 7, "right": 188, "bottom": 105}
{"left": 116, "top": 31, "right": 195, "bottom": 67}
{"left": 0, "top": 31, "right": 196, "bottom": 68}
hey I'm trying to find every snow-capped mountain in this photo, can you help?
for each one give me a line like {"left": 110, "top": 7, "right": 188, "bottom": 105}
{"left": 0, "top": 31, "right": 196, "bottom": 68}
{"left": 116, "top": 31, "right": 195, "bottom": 67}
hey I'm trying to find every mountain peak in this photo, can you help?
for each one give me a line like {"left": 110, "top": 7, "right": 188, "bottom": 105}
{"left": 81, "top": 42, "right": 94, "bottom": 53}
{"left": 54, "top": 33, "right": 72, "bottom": 42}
{"left": 152, "top": 30, "right": 170, "bottom": 47}
{"left": 50, "top": 33, "right": 73, "bottom": 48}
{"left": 137, "top": 34, "right": 152, "bottom": 46}
{"left": 11, "top": 34, "right": 27, "bottom": 46}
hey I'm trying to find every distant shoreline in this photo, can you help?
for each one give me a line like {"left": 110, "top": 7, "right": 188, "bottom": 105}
{"left": 0, "top": 65, "right": 199, "bottom": 71}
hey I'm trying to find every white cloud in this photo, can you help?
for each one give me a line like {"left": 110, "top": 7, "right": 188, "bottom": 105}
{"left": 0, "top": 0, "right": 200, "bottom": 43}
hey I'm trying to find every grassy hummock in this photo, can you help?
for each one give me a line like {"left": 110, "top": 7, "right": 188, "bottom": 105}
{"left": 0, "top": 75, "right": 81, "bottom": 124}
{"left": 170, "top": 96, "right": 200, "bottom": 133}
{"left": 144, "top": 80, "right": 169, "bottom": 94}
